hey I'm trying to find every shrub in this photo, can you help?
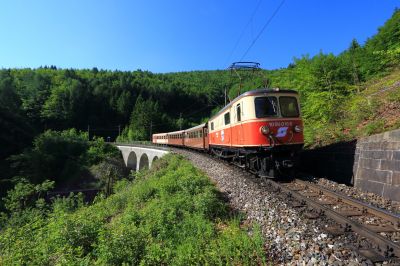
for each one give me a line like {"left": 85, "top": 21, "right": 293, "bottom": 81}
{"left": 0, "top": 154, "right": 267, "bottom": 265}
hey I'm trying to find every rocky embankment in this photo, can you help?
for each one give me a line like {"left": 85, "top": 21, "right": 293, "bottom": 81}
{"left": 173, "top": 148, "right": 378, "bottom": 265}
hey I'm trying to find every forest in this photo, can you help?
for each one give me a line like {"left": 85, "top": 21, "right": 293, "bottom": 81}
{"left": 0, "top": 8, "right": 399, "bottom": 223}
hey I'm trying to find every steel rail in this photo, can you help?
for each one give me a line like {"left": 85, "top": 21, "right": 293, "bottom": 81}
{"left": 173, "top": 148, "right": 400, "bottom": 260}
{"left": 266, "top": 180, "right": 400, "bottom": 259}
{"left": 295, "top": 179, "right": 400, "bottom": 227}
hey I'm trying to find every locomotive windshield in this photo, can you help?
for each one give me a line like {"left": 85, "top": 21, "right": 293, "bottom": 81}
{"left": 255, "top": 96, "right": 278, "bottom": 117}
{"left": 255, "top": 96, "right": 299, "bottom": 118}
{"left": 279, "top": 96, "right": 299, "bottom": 117}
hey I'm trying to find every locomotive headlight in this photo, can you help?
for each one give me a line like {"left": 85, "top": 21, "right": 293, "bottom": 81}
{"left": 260, "top": 125, "right": 270, "bottom": 135}
{"left": 294, "top": 125, "right": 302, "bottom": 133}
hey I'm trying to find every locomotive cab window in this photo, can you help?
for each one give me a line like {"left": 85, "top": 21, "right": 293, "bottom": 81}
{"left": 211, "top": 122, "right": 214, "bottom": 131}
{"left": 280, "top": 96, "right": 299, "bottom": 117}
{"left": 236, "top": 104, "right": 241, "bottom": 122}
{"left": 255, "top": 97, "right": 278, "bottom": 118}
{"left": 224, "top": 112, "right": 230, "bottom": 125}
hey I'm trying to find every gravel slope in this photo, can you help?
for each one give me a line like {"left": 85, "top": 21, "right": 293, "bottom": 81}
{"left": 172, "top": 148, "right": 378, "bottom": 265}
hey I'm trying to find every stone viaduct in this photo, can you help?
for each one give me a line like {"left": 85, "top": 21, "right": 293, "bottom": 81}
{"left": 116, "top": 144, "right": 170, "bottom": 171}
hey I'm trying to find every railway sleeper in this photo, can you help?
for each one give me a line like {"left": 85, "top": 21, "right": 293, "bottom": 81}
{"left": 357, "top": 248, "right": 387, "bottom": 263}
{"left": 265, "top": 180, "right": 400, "bottom": 259}
{"left": 324, "top": 225, "right": 347, "bottom": 236}
{"left": 204, "top": 148, "right": 400, "bottom": 261}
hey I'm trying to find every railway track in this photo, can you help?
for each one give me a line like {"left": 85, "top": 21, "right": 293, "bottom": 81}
{"left": 172, "top": 147, "right": 400, "bottom": 263}
{"left": 224, "top": 157, "right": 400, "bottom": 263}
{"left": 265, "top": 178, "right": 400, "bottom": 263}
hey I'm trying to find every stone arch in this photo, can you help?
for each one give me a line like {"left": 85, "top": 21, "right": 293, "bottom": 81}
{"left": 152, "top": 156, "right": 159, "bottom": 164}
{"left": 127, "top": 151, "right": 137, "bottom": 170}
{"left": 139, "top": 153, "right": 149, "bottom": 170}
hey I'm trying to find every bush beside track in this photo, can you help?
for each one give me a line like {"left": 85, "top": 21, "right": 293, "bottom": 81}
{"left": 0, "top": 154, "right": 266, "bottom": 265}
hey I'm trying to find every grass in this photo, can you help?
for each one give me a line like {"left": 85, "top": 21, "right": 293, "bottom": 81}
{"left": 304, "top": 69, "right": 400, "bottom": 147}
{"left": 0, "top": 154, "right": 267, "bottom": 265}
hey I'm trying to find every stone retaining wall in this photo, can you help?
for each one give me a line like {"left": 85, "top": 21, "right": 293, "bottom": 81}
{"left": 353, "top": 129, "right": 400, "bottom": 202}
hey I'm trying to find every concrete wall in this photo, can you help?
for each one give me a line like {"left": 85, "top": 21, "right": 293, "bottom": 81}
{"left": 353, "top": 129, "right": 400, "bottom": 201}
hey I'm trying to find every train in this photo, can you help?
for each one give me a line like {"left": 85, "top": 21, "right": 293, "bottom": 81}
{"left": 152, "top": 88, "right": 304, "bottom": 178}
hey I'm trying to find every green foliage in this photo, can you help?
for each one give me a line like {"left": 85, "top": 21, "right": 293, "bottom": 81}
{"left": 364, "top": 120, "right": 386, "bottom": 135}
{"left": 90, "top": 158, "right": 129, "bottom": 195}
{"left": 122, "top": 95, "right": 163, "bottom": 141}
{"left": 9, "top": 129, "right": 122, "bottom": 189}
{"left": 0, "top": 154, "right": 267, "bottom": 265}
{"left": 0, "top": 70, "right": 35, "bottom": 162}
{"left": 10, "top": 129, "right": 89, "bottom": 184}
{"left": 41, "top": 78, "right": 87, "bottom": 125}
{"left": 3, "top": 178, "right": 54, "bottom": 213}
{"left": 0, "top": 179, "right": 55, "bottom": 229}
{"left": 0, "top": 9, "right": 399, "bottom": 187}
{"left": 86, "top": 137, "right": 120, "bottom": 165}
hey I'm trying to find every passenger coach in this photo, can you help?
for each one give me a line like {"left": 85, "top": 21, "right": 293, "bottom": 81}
{"left": 184, "top": 123, "right": 209, "bottom": 150}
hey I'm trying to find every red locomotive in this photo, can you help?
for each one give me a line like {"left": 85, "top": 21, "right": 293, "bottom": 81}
{"left": 152, "top": 87, "right": 304, "bottom": 178}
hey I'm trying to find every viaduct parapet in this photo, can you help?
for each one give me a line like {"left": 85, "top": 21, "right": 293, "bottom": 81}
{"left": 116, "top": 144, "right": 170, "bottom": 171}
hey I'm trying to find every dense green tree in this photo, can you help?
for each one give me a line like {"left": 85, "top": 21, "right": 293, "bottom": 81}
{"left": 0, "top": 70, "right": 21, "bottom": 112}
{"left": 9, "top": 129, "right": 120, "bottom": 187}
{"left": 0, "top": 7, "right": 398, "bottom": 192}
{"left": 41, "top": 78, "right": 88, "bottom": 127}
{"left": 123, "top": 95, "right": 163, "bottom": 141}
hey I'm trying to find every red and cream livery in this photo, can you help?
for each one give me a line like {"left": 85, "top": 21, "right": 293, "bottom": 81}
{"left": 152, "top": 133, "right": 168, "bottom": 145}
{"left": 152, "top": 88, "right": 304, "bottom": 178}
{"left": 207, "top": 88, "right": 303, "bottom": 177}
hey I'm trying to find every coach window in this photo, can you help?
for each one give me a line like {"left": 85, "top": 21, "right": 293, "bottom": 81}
{"left": 211, "top": 122, "right": 214, "bottom": 131}
{"left": 224, "top": 112, "right": 230, "bottom": 125}
{"left": 236, "top": 104, "right": 241, "bottom": 122}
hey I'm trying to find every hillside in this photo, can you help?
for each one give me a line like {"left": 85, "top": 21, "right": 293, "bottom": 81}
{"left": 0, "top": 8, "right": 399, "bottom": 198}
{"left": 306, "top": 69, "right": 400, "bottom": 147}
{"left": 0, "top": 155, "right": 266, "bottom": 265}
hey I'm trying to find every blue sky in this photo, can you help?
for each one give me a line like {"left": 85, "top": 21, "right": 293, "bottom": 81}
{"left": 0, "top": 0, "right": 398, "bottom": 73}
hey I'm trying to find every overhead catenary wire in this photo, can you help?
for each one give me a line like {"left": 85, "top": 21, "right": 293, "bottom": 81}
{"left": 225, "top": 0, "right": 263, "bottom": 66}
{"left": 240, "top": 0, "right": 286, "bottom": 61}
